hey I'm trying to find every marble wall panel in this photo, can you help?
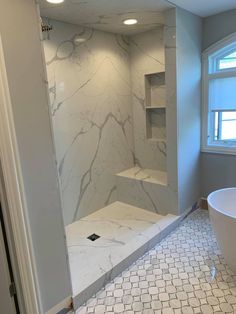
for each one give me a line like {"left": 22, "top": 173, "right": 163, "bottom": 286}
{"left": 130, "top": 28, "right": 167, "bottom": 171}
{"left": 44, "top": 20, "right": 134, "bottom": 224}
{"left": 43, "top": 13, "right": 179, "bottom": 223}
{"left": 116, "top": 175, "right": 177, "bottom": 215}
{"left": 164, "top": 9, "right": 178, "bottom": 199}
{"left": 116, "top": 10, "right": 179, "bottom": 216}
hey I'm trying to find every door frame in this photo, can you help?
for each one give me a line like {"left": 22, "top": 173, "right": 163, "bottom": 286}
{"left": 0, "top": 204, "right": 18, "bottom": 314}
{"left": 0, "top": 36, "right": 42, "bottom": 313}
{"left": 0, "top": 162, "right": 26, "bottom": 313}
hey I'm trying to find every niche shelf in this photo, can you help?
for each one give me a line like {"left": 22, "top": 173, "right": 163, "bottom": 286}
{"left": 146, "top": 107, "right": 166, "bottom": 141}
{"left": 145, "top": 72, "right": 166, "bottom": 141}
{"left": 145, "top": 72, "right": 166, "bottom": 108}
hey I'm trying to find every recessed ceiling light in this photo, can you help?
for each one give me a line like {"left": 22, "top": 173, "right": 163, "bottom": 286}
{"left": 74, "top": 37, "right": 87, "bottom": 44}
{"left": 123, "top": 19, "right": 138, "bottom": 26}
{"left": 46, "top": 0, "right": 64, "bottom": 4}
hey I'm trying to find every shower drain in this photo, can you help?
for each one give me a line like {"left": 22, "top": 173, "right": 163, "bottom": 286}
{"left": 87, "top": 233, "right": 100, "bottom": 241}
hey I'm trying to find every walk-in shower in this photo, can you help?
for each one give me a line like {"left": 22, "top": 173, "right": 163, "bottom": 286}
{"left": 38, "top": 0, "right": 194, "bottom": 309}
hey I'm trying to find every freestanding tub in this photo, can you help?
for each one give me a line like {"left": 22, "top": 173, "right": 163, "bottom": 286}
{"left": 208, "top": 188, "right": 236, "bottom": 273}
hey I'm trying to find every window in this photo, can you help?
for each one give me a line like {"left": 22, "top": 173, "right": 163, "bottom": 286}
{"left": 202, "top": 34, "right": 236, "bottom": 154}
{"left": 214, "top": 111, "right": 236, "bottom": 141}
{"left": 219, "top": 51, "right": 236, "bottom": 70}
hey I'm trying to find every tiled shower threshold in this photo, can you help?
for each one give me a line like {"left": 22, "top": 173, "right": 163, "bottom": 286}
{"left": 66, "top": 202, "right": 181, "bottom": 309}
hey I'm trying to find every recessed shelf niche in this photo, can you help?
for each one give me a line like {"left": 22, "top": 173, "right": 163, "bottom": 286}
{"left": 145, "top": 72, "right": 166, "bottom": 108}
{"left": 145, "top": 72, "right": 166, "bottom": 141}
{"left": 146, "top": 107, "right": 166, "bottom": 141}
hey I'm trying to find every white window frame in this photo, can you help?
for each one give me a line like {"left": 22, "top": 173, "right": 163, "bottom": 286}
{"left": 202, "top": 33, "right": 236, "bottom": 155}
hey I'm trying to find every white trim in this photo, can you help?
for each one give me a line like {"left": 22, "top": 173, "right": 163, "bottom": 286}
{"left": 209, "top": 70, "right": 236, "bottom": 79}
{"left": 0, "top": 162, "right": 26, "bottom": 313}
{"left": 0, "top": 218, "right": 16, "bottom": 314}
{"left": 201, "top": 51, "right": 210, "bottom": 153}
{"left": 45, "top": 296, "right": 73, "bottom": 314}
{"left": 201, "top": 33, "right": 236, "bottom": 155}
{"left": 201, "top": 147, "right": 236, "bottom": 156}
{"left": 0, "top": 36, "right": 42, "bottom": 313}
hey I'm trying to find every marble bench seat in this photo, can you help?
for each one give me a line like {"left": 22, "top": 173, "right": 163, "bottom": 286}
{"left": 116, "top": 166, "right": 167, "bottom": 186}
{"left": 115, "top": 167, "right": 177, "bottom": 216}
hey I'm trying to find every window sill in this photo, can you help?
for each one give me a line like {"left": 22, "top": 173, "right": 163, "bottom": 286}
{"left": 201, "top": 145, "right": 236, "bottom": 156}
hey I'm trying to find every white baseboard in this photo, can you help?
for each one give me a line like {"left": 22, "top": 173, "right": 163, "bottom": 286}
{"left": 45, "top": 296, "right": 73, "bottom": 314}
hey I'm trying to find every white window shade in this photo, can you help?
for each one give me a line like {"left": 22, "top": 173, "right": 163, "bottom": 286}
{"left": 209, "top": 77, "right": 236, "bottom": 111}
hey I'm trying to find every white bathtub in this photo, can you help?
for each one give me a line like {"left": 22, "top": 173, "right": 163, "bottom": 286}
{"left": 208, "top": 188, "right": 236, "bottom": 273}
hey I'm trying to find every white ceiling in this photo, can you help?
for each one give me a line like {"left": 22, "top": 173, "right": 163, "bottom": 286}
{"left": 39, "top": 0, "right": 236, "bottom": 35}
{"left": 39, "top": 0, "right": 173, "bottom": 35}
{"left": 168, "top": 0, "right": 236, "bottom": 17}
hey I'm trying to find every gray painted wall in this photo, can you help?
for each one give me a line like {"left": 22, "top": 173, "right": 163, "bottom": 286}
{"left": 201, "top": 9, "right": 236, "bottom": 197}
{"left": 0, "top": 0, "right": 72, "bottom": 312}
{"left": 202, "top": 9, "right": 236, "bottom": 50}
{"left": 201, "top": 153, "right": 236, "bottom": 196}
{"left": 176, "top": 8, "right": 202, "bottom": 212}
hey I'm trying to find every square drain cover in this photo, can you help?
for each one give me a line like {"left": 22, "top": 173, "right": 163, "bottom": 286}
{"left": 87, "top": 233, "right": 100, "bottom": 241}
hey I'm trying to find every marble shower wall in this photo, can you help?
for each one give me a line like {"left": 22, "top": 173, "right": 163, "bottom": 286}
{"left": 43, "top": 20, "right": 134, "bottom": 224}
{"left": 116, "top": 10, "right": 179, "bottom": 216}
{"left": 130, "top": 28, "right": 167, "bottom": 171}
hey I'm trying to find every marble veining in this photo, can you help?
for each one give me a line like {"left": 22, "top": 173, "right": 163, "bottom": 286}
{"left": 130, "top": 27, "right": 167, "bottom": 172}
{"left": 116, "top": 174, "right": 177, "bottom": 216}
{"left": 65, "top": 201, "right": 179, "bottom": 308}
{"left": 44, "top": 17, "right": 178, "bottom": 225}
{"left": 44, "top": 20, "right": 134, "bottom": 224}
{"left": 43, "top": 10, "right": 179, "bottom": 224}
{"left": 117, "top": 167, "right": 167, "bottom": 186}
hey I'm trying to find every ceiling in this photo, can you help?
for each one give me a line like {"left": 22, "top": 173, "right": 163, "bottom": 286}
{"left": 168, "top": 0, "right": 236, "bottom": 17}
{"left": 39, "top": 0, "right": 173, "bottom": 35}
{"left": 39, "top": 0, "right": 236, "bottom": 35}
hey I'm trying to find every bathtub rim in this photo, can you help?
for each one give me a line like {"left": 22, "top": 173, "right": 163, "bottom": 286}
{"left": 207, "top": 187, "right": 236, "bottom": 220}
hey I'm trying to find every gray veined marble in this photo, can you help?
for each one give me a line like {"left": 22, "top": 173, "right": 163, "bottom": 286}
{"left": 44, "top": 20, "right": 134, "bottom": 224}
{"left": 42, "top": 8, "right": 184, "bottom": 310}
{"left": 130, "top": 27, "right": 167, "bottom": 172}
{"left": 65, "top": 201, "right": 180, "bottom": 309}
{"left": 43, "top": 9, "right": 179, "bottom": 226}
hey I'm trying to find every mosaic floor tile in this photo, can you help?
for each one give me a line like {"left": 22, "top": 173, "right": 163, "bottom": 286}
{"left": 76, "top": 210, "right": 236, "bottom": 314}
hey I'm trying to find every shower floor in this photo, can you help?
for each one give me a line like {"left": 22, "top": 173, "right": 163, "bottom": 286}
{"left": 65, "top": 201, "right": 180, "bottom": 309}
